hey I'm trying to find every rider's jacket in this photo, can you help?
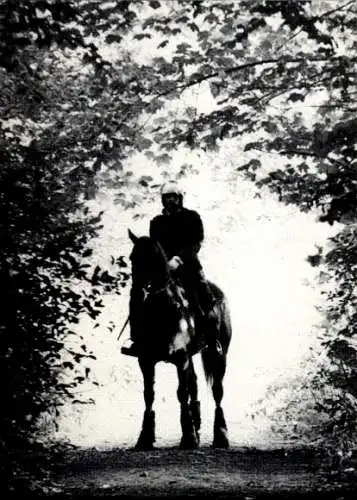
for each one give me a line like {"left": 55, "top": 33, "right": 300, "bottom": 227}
{"left": 149, "top": 207, "right": 204, "bottom": 264}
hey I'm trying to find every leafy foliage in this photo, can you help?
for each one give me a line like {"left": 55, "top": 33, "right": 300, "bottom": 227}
{"left": 0, "top": 0, "right": 135, "bottom": 491}
{"left": 0, "top": 0, "right": 78, "bottom": 70}
{"left": 2, "top": 0, "right": 357, "bottom": 487}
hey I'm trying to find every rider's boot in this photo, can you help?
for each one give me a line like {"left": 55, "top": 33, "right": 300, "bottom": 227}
{"left": 121, "top": 337, "right": 139, "bottom": 357}
{"left": 122, "top": 291, "right": 143, "bottom": 357}
{"left": 121, "top": 313, "right": 141, "bottom": 357}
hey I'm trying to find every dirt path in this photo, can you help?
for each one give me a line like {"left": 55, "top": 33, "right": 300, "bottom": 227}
{"left": 53, "top": 446, "right": 357, "bottom": 498}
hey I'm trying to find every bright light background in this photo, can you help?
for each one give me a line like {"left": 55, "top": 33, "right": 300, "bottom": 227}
{"left": 54, "top": 142, "right": 338, "bottom": 450}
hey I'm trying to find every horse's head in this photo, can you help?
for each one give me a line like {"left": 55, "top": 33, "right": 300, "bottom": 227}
{"left": 128, "top": 229, "right": 169, "bottom": 288}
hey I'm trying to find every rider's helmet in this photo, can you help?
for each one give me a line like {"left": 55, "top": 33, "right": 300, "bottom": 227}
{"left": 160, "top": 180, "right": 184, "bottom": 210}
{"left": 160, "top": 180, "right": 184, "bottom": 197}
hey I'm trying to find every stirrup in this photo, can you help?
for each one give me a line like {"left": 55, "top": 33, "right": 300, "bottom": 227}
{"left": 121, "top": 341, "right": 139, "bottom": 357}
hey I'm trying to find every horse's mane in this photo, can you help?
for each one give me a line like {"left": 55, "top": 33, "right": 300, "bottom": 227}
{"left": 154, "top": 239, "right": 170, "bottom": 266}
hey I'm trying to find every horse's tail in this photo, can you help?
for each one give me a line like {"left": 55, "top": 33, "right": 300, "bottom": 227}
{"left": 201, "top": 344, "right": 216, "bottom": 386}
{"left": 201, "top": 284, "right": 232, "bottom": 386}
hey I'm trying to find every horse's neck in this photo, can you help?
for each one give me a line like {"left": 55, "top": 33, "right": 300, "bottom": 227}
{"left": 155, "top": 257, "right": 171, "bottom": 286}
{"left": 132, "top": 268, "right": 169, "bottom": 292}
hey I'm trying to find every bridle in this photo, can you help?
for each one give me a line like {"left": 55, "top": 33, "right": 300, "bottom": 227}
{"left": 132, "top": 239, "right": 182, "bottom": 304}
{"left": 141, "top": 282, "right": 168, "bottom": 301}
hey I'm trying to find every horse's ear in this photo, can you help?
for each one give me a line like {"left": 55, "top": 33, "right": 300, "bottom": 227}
{"left": 128, "top": 229, "right": 138, "bottom": 244}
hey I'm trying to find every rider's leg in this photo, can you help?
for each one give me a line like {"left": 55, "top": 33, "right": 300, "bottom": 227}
{"left": 184, "top": 260, "right": 221, "bottom": 353}
{"left": 196, "top": 271, "right": 215, "bottom": 314}
{"left": 195, "top": 273, "right": 222, "bottom": 354}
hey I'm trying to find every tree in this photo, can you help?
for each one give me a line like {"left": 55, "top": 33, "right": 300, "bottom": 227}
{"left": 0, "top": 0, "right": 136, "bottom": 491}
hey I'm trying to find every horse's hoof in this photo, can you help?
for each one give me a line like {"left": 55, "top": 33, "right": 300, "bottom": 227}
{"left": 179, "top": 436, "right": 199, "bottom": 450}
{"left": 180, "top": 442, "right": 199, "bottom": 450}
{"left": 135, "top": 436, "right": 155, "bottom": 451}
{"left": 212, "top": 438, "right": 229, "bottom": 449}
{"left": 134, "top": 442, "right": 155, "bottom": 451}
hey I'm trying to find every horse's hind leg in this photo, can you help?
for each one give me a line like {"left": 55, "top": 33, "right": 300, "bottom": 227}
{"left": 177, "top": 355, "right": 199, "bottom": 449}
{"left": 212, "top": 355, "right": 229, "bottom": 449}
{"left": 135, "top": 358, "right": 156, "bottom": 450}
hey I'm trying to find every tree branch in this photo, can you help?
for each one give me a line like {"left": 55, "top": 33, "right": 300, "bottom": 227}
{"left": 279, "top": 149, "right": 320, "bottom": 157}
{"left": 276, "top": 28, "right": 304, "bottom": 52}
{"left": 318, "top": 0, "right": 356, "bottom": 19}
{"left": 175, "top": 58, "right": 302, "bottom": 94}
{"left": 153, "top": 55, "right": 357, "bottom": 101}
{"left": 274, "top": 1, "right": 356, "bottom": 58}
{"left": 113, "top": 54, "right": 357, "bottom": 140}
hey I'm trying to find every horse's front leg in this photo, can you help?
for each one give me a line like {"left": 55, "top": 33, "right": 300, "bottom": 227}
{"left": 135, "top": 358, "right": 156, "bottom": 450}
{"left": 188, "top": 358, "right": 201, "bottom": 445}
{"left": 176, "top": 355, "right": 199, "bottom": 449}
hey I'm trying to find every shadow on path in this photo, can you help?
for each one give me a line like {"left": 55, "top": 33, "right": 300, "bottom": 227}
{"left": 48, "top": 446, "right": 357, "bottom": 498}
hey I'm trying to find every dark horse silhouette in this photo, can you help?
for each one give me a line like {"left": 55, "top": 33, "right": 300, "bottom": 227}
{"left": 126, "top": 229, "right": 232, "bottom": 450}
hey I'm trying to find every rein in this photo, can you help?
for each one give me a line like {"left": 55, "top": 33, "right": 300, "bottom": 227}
{"left": 142, "top": 283, "right": 168, "bottom": 300}
{"left": 117, "top": 284, "right": 168, "bottom": 342}
{"left": 141, "top": 275, "right": 185, "bottom": 312}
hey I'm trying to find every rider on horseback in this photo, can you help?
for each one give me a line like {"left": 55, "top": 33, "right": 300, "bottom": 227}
{"left": 122, "top": 180, "right": 219, "bottom": 357}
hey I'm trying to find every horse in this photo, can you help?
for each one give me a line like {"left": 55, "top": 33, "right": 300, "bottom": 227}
{"left": 126, "top": 229, "right": 232, "bottom": 450}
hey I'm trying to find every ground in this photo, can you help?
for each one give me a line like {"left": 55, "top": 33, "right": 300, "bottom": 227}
{"left": 48, "top": 445, "right": 357, "bottom": 498}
